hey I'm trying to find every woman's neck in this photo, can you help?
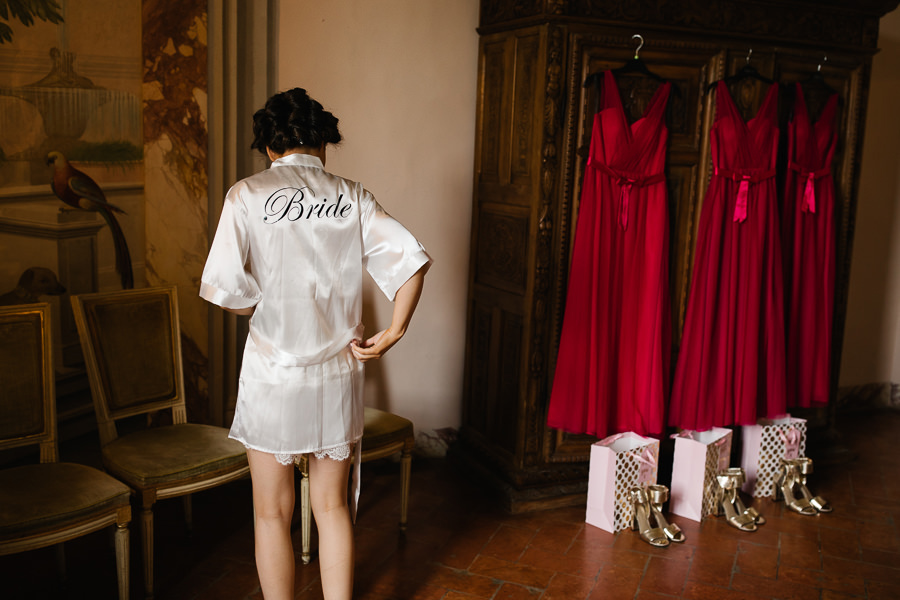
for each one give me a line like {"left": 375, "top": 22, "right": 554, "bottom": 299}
{"left": 267, "top": 145, "right": 327, "bottom": 165}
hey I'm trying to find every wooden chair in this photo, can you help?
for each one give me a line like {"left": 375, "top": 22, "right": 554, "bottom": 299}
{"left": 297, "top": 407, "right": 414, "bottom": 563}
{"left": 71, "top": 286, "right": 250, "bottom": 599}
{"left": 0, "top": 303, "right": 132, "bottom": 599}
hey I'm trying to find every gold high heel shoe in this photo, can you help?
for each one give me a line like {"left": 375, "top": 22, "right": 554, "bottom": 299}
{"left": 774, "top": 459, "right": 817, "bottom": 516}
{"left": 791, "top": 457, "right": 833, "bottom": 513}
{"left": 630, "top": 486, "right": 669, "bottom": 547}
{"left": 647, "top": 484, "right": 685, "bottom": 543}
{"left": 715, "top": 470, "right": 757, "bottom": 532}
{"left": 723, "top": 467, "right": 766, "bottom": 526}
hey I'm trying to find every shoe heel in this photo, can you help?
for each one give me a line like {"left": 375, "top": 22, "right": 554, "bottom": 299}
{"left": 794, "top": 458, "right": 832, "bottom": 513}
{"left": 715, "top": 471, "right": 757, "bottom": 532}
{"left": 630, "top": 486, "right": 669, "bottom": 548}
{"left": 780, "top": 460, "right": 817, "bottom": 516}
{"left": 647, "top": 484, "right": 685, "bottom": 543}
{"left": 774, "top": 460, "right": 789, "bottom": 502}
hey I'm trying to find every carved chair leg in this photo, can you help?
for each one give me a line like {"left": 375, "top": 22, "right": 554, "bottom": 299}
{"left": 141, "top": 499, "right": 155, "bottom": 599}
{"left": 183, "top": 494, "right": 193, "bottom": 535}
{"left": 55, "top": 542, "right": 66, "bottom": 581}
{"left": 300, "top": 455, "right": 312, "bottom": 564}
{"left": 115, "top": 522, "right": 130, "bottom": 600}
{"left": 400, "top": 447, "right": 412, "bottom": 534}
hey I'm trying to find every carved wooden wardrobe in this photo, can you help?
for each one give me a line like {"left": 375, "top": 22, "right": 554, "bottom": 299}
{"left": 457, "top": 0, "right": 900, "bottom": 512}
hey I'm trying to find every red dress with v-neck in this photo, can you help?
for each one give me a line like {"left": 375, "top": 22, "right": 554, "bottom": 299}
{"left": 783, "top": 83, "right": 838, "bottom": 408}
{"left": 548, "top": 71, "right": 671, "bottom": 438}
{"left": 669, "top": 81, "right": 787, "bottom": 431}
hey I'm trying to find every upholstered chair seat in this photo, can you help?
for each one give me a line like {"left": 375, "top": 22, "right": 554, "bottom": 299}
{"left": 0, "top": 463, "right": 131, "bottom": 541}
{"left": 102, "top": 423, "right": 247, "bottom": 487}
{"left": 360, "top": 409, "right": 415, "bottom": 454}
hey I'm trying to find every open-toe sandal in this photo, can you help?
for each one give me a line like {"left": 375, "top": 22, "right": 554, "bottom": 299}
{"left": 775, "top": 459, "right": 817, "bottom": 516}
{"left": 647, "top": 484, "right": 685, "bottom": 543}
{"left": 630, "top": 486, "right": 669, "bottom": 547}
{"left": 792, "top": 457, "right": 833, "bottom": 513}
{"left": 724, "top": 467, "right": 766, "bottom": 526}
{"left": 715, "top": 471, "right": 757, "bottom": 532}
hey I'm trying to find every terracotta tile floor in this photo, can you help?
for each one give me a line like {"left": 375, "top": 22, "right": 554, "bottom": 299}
{"left": 2, "top": 409, "right": 899, "bottom": 599}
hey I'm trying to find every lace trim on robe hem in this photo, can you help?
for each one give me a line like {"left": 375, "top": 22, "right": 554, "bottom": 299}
{"left": 274, "top": 442, "right": 352, "bottom": 465}
{"left": 233, "top": 438, "right": 359, "bottom": 465}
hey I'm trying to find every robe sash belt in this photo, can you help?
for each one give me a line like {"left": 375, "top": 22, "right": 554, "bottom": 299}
{"left": 593, "top": 161, "right": 666, "bottom": 230}
{"left": 249, "top": 323, "right": 365, "bottom": 367}
{"left": 788, "top": 162, "right": 831, "bottom": 214}
{"left": 714, "top": 166, "right": 777, "bottom": 223}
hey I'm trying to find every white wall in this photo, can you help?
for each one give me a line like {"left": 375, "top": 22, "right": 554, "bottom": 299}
{"left": 840, "top": 8, "right": 900, "bottom": 387}
{"left": 276, "top": 1, "right": 480, "bottom": 433}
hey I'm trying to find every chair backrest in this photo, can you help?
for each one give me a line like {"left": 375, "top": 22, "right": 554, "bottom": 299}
{"left": 71, "top": 286, "right": 187, "bottom": 446}
{"left": 0, "top": 303, "right": 57, "bottom": 463}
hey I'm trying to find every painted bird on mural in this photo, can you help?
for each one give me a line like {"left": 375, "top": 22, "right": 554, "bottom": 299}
{"left": 46, "top": 151, "right": 134, "bottom": 289}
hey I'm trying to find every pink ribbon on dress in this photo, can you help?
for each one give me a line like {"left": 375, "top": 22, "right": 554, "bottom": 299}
{"left": 592, "top": 161, "right": 666, "bottom": 231}
{"left": 714, "top": 166, "right": 777, "bottom": 223}
{"left": 803, "top": 173, "right": 816, "bottom": 213}
{"left": 618, "top": 180, "right": 635, "bottom": 230}
{"left": 789, "top": 162, "right": 831, "bottom": 215}
{"left": 735, "top": 176, "right": 751, "bottom": 222}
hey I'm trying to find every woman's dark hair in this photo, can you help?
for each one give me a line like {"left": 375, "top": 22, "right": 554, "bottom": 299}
{"left": 251, "top": 88, "right": 342, "bottom": 155}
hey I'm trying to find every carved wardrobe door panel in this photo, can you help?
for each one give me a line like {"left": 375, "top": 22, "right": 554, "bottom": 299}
{"left": 464, "top": 26, "right": 549, "bottom": 467}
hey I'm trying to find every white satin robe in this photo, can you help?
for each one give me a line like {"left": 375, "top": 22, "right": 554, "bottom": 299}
{"left": 200, "top": 153, "right": 431, "bottom": 468}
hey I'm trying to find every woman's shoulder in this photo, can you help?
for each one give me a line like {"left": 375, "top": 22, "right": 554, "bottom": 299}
{"left": 321, "top": 168, "right": 366, "bottom": 193}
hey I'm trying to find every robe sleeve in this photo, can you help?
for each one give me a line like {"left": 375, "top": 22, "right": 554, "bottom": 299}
{"left": 359, "top": 188, "right": 432, "bottom": 301}
{"left": 199, "top": 184, "right": 262, "bottom": 309}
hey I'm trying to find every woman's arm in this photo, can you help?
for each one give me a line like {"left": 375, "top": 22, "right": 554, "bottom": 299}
{"left": 350, "top": 265, "right": 428, "bottom": 362}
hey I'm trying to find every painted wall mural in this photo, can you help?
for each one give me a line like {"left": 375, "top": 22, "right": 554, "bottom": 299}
{"left": 142, "top": 0, "right": 210, "bottom": 422}
{"left": 0, "top": 0, "right": 212, "bottom": 424}
{"left": 0, "top": 1, "right": 144, "bottom": 389}
{"left": 0, "top": 2, "right": 142, "bottom": 187}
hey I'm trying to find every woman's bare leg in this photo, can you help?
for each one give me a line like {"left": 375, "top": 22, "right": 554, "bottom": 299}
{"left": 309, "top": 452, "right": 355, "bottom": 600}
{"left": 247, "top": 448, "right": 296, "bottom": 600}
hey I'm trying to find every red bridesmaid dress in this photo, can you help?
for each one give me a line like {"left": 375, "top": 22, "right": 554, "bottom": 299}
{"left": 669, "top": 80, "right": 787, "bottom": 431}
{"left": 548, "top": 70, "right": 671, "bottom": 438}
{"left": 783, "top": 83, "right": 838, "bottom": 408}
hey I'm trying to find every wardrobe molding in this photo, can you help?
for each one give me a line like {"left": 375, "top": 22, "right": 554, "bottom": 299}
{"left": 457, "top": 0, "right": 900, "bottom": 512}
